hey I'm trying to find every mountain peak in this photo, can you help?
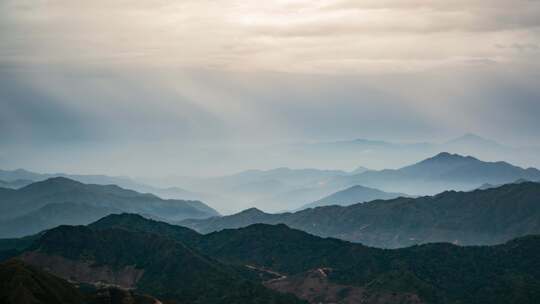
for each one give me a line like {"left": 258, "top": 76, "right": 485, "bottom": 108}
{"left": 92, "top": 212, "right": 147, "bottom": 224}
{"left": 459, "top": 133, "right": 485, "bottom": 140}
{"left": 239, "top": 207, "right": 266, "bottom": 215}
{"left": 12, "top": 168, "right": 34, "bottom": 174}
{"left": 434, "top": 152, "right": 458, "bottom": 158}
{"left": 351, "top": 166, "right": 369, "bottom": 174}
{"left": 351, "top": 138, "right": 392, "bottom": 146}
{"left": 446, "top": 133, "right": 502, "bottom": 148}
{"left": 347, "top": 185, "right": 372, "bottom": 190}
{"left": 429, "top": 152, "right": 477, "bottom": 162}
{"left": 399, "top": 152, "right": 483, "bottom": 174}
{"left": 21, "top": 176, "right": 83, "bottom": 190}
{"left": 44, "top": 176, "right": 80, "bottom": 183}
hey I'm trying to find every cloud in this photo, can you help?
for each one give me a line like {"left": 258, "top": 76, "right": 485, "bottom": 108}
{"left": 0, "top": 0, "right": 539, "bottom": 175}
{"left": 1, "top": 0, "right": 539, "bottom": 73}
{"left": 495, "top": 42, "right": 540, "bottom": 51}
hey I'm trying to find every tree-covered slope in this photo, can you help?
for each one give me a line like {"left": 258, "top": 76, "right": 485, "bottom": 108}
{"left": 88, "top": 213, "right": 202, "bottom": 246}
{"left": 21, "top": 224, "right": 304, "bottom": 304}
{"left": 196, "top": 224, "right": 540, "bottom": 304}
{"left": 4, "top": 213, "right": 540, "bottom": 304}
{"left": 0, "top": 259, "right": 84, "bottom": 304}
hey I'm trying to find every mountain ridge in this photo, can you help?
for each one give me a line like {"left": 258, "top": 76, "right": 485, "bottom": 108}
{"left": 0, "top": 177, "right": 219, "bottom": 238}
{"left": 4, "top": 213, "right": 540, "bottom": 303}
{"left": 331, "top": 152, "right": 540, "bottom": 195}
{"left": 299, "top": 185, "right": 406, "bottom": 210}
{"left": 180, "top": 181, "right": 540, "bottom": 248}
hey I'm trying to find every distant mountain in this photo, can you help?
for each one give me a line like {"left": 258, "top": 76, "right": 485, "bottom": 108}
{"left": 254, "top": 185, "right": 342, "bottom": 212}
{"left": 0, "top": 202, "right": 118, "bottom": 238}
{"left": 180, "top": 207, "right": 268, "bottom": 232}
{"left": 445, "top": 133, "right": 505, "bottom": 150}
{"left": 476, "top": 178, "right": 530, "bottom": 190}
{"left": 398, "top": 152, "right": 540, "bottom": 182}
{"left": 299, "top": 185, "right": 406, "bottom": 210}
{"left": 181, "top": 182, "right": 540, "bottom": 248}
{"left": 0, "top": 167, "right": 342, "bottom": 213}
{"left": 0, "top": 169, "right": 44, "bottom": 182}
{"left": 169, "top": 167, "right": 351, "bottom": 212}
{"left": 349, "top": 166, "right": 369, "bottom": 175}
{"left": 477, "top": 182, "right": 496, "bottom": 190}
{"left": 193, "top": 167, "right": 349, "bottom": 189}
{"left": 177, "top": 152, "right": 540, "bottom": 212}
{"left": 0, "top": 168, "right": 209, "bottom": 203}
{"left": 0, "top": 169, "right": 140, "bottom": 189}
{"left": 298, "top": 133, "right": 540, "bottom": 170}
{"left": 332, "top": 152, "right": 540, "bottom": 194}
{"left": 0, "top": 177, "right": 219, "bottom": 237}
{"left": 0, "top": 179, "right": 33, "bottom": 189}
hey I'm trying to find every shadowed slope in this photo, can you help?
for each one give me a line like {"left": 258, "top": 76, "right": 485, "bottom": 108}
{"left": 0, "top": 259, "right": 84, "bottom": 304}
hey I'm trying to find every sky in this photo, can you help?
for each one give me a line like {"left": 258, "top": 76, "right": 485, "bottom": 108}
{"left": 1, "top": 0, "right": 539, "bottom": 176}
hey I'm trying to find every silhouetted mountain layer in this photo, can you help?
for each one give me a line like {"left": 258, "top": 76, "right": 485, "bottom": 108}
{"left": 291, "top": 133, "right": 540, "bottom": 173}
{"left": 0, "top": 179, "right": 33, "bottom": 189}
{"left": 167, "top": 167, "right": 352, "bottom": 212}
{"left": 95, "top": 215, "right": 540, "bottom": 303}
{"left": 3, "top": 213, "right": 540, "bottom": 303}
{"left": 299, "top": 185, "right": 406, "bottom": 210}
{"left": 181, "top": 182, "right": 540, "bottom": 248}
{"left": 0, "top": 202, "right": 118, "bottom": 238}
{"left": 0, "top": 177, "right": 219, "bottom": 237}
{"left": 150, "top": 152, "right": 540, "bottom": 212}
{"left": 331, "top": 152, "right": 540, "bottom": 194}
{"left": 0, "top": 168, "right": 211, "bottom": 204}
{"left": 12, "top": 214, "right": 540, "bottom": 304}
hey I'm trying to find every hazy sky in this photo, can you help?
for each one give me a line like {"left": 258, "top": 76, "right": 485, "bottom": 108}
{"left": 1, "top": 0, "right": 539, "bottom": 176}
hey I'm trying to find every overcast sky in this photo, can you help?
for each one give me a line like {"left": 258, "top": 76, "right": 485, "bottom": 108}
{"left": 1, "top": 0, "right": 539, "bottom": 176}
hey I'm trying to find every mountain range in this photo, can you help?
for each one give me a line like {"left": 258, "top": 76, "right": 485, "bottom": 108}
{"left": 0, "top": 179, "right": 34, "bottom": 189}
{"left": 298, "top": 185, "right": 406, "bottom": 210}
{"left": 0, "top": 168, "right": 210, "bottom": 202}
{"left": 2, "top": 149, "right": 539, "bottom": 242}
{"left": 329, "top": 152, "right": 540, "bottom": 195}
{"left": 143, "top": 152, "right": 540, "bottom": 212}
{"left": 0, "top": 177, "right": 219, "bottom": 238}
{"left": 164, "top": 167, "right": 354, "bottom": 212}
{"left": 287, "top": 133, "right": 540, "bottom": 172}
{"left": 180, "top": 181, "right": 540, "bottom": 248}
{"left": 2, "top": 149, "right": 539, "bottom": 214}
{"left": 2, "top": 213, "right": 540, "bottom": 303}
